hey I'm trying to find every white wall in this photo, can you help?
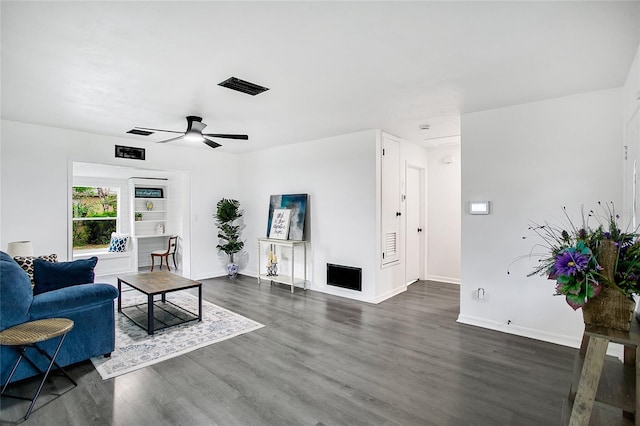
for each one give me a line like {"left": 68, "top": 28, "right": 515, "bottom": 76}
{"left": 239, "top": 130, "right": 379, "bottom": 303}
{"left": 0, "top": 120, "right": 240, "bottom": 280}
{"left": 623, "top": 43, "right": 640, "bottom": 218}
{"left": 623, "top": 44, "right": 640, "bottom": 127}
{"left": 427, "top": 144, "right": 461, "bottom": 284}
{"left": 459, "top": 88, "right": 623, "bottom": 347}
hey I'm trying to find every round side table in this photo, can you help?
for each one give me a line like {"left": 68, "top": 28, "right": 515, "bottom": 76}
{"left": 0, "top": 318, "right": 76, "bottom": 420}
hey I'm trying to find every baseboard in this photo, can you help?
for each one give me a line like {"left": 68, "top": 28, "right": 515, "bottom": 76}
{"left": 457, "top": 313, "right": 581, "bottom": 348}
{"left": 373, "top": 285, "right": 407, "bottom": 304}
{"left": 456, "top": 314, "right": 624, "bottom": 358}
{"left": 426, "top": 274, "right": 460, "bottom": 285}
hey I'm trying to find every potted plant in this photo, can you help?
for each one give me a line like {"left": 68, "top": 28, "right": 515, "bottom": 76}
{"left": 518, "top": 202, "right": 640, "bottom": 331}
{"left": 214, "top": 198, "right": 244, "bottom": 278}
{"left": 135, "top": 212, "right": 143, "bottom": 221}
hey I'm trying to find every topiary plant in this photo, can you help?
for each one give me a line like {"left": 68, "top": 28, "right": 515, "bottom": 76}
{"left": 214, "top": 198, "right": 244, "bottom": 264}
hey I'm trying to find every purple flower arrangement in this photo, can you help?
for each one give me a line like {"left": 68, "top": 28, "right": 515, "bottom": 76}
{"left": 520, "top": 202, "right": 640, "bottom": 310}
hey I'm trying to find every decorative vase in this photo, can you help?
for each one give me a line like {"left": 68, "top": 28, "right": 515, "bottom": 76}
{"left": 582, "top": 240, "right": 636, "bottom": 331}
{"left": 267, "top": 263, "right": 278, "bottom": 276}
{"left": 226, "top": 255, "right": 238, "bottom": 279}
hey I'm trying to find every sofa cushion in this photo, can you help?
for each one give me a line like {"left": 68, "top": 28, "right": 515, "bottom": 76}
{"left": 0, "top": 251, "right": 34, "bottom": 329}
{"left": 13, "top": 253, "right": 58, "bottom": 285}
{"left": 33, "top": 256, "right": 98, "bottom": 295}
{"left": 29, "top": 283, "right": 119, "bottom": 320}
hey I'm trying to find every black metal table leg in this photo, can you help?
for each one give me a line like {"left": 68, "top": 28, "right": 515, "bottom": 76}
{"left": 23, "top": 333, "right": 68, "bottom": 420}
{"left": 148, "top": 294, "right": 154, "bottom": 335}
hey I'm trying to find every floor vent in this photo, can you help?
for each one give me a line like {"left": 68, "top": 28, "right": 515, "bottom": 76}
{"left": 218, "top": 77, "right": 269, "bottom": 96}
{"left": 327, "top": 263, "right": 362, "bottom": 291}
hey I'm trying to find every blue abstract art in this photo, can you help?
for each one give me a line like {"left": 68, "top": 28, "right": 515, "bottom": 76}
{"left": 266, "top": 194, "right": 308, "bottom": 241}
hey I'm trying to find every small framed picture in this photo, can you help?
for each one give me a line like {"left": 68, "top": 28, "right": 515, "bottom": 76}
{"left": 269, "top": 209, "right": 291, "bottom": 240}
{"left": 135, "top": 187, "right": 163, "bottom": 198}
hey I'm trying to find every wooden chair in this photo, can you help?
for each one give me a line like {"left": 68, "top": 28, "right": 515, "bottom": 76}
{"left": 150, "top": 236, "right": 178, "bottom": 272}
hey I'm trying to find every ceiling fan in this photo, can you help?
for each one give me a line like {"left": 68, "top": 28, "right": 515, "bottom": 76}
{"left": 135, "top": 116, "right": 248, "bottom": 149}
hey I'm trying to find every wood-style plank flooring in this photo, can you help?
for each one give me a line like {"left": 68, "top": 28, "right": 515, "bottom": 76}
{"left": 0, "top": 277, "right": 578, "bottom": 425}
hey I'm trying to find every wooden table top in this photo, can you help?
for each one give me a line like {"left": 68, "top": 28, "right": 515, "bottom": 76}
{"left": 117, "top": 271, "right": 201, "bottom": 295}
{"left": 0, "top": 318, "right": 74, "bottom": 346}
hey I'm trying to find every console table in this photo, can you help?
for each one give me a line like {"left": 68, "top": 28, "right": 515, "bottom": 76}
{"left": 566, "top": 321, "right": 640, "bottom": 425}
{"left": 257, "top": 238, "right": 307, "bottom": 293}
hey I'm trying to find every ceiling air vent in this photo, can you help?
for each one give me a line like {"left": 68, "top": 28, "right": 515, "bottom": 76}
{"left": 127, "top": 129, "right": 154, "bottom": 136}
{"left": 218, "top": 77, "right": 269, "bottom": 96}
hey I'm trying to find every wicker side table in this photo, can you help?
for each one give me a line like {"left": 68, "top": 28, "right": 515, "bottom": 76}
{"left": 0, "top": 318, "right": 76, "bottom": 420}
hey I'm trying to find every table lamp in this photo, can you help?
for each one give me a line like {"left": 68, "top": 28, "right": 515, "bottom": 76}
{"left": 6, "top": 241, "right": 34, "bottom": 257}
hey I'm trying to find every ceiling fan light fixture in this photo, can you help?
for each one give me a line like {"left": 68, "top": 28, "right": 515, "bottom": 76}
{"left": 184, "top": 131, "right": 204, "bottom": 142}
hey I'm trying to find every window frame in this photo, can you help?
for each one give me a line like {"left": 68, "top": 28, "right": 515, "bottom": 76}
{"left": 71, "top": 186, "right": 121, "bottom": 253}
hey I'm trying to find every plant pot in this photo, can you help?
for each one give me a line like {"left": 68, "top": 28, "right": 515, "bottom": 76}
{"left": 582, "top": 285, "right": 635, "bottom": 331}
{"left": 226, "top": 262, "right": 238, "bottom": 279}
{"left": 582, "top": 240, "right": 636, "bottom": 331}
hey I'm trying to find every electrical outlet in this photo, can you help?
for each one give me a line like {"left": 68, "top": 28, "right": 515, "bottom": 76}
{"left": 472, "top": 288, "right": 488, "bottom": 302}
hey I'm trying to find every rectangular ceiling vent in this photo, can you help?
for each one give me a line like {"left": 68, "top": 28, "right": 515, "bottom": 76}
{"left": 127, "top": 129, "right": 154, "bottom": 136}
{"left": 218, "top": 77, "right": 269, "bottom": 96}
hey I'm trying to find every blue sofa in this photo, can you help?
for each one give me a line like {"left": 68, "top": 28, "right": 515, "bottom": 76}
{"left": 0, "top": 251, "right": 119, "bottom": 384}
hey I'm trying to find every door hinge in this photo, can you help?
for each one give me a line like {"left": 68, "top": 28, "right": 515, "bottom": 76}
{"left": 382, "top": 252, "right": 385, "bottom": 259}
{"left": 625, "top": 145, "right": 628, "bottom": 160}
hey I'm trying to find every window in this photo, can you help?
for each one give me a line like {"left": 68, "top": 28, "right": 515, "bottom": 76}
{"left": 72, "top": 186, "right": 119, "bottom": 251}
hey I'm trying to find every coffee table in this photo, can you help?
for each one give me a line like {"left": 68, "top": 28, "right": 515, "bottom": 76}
{"left": 117, "top": 271, "right": 202, "bottom": 335}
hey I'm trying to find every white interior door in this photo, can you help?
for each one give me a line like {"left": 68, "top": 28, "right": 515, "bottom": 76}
{"left": 406, "top": 166, "right": 423, "bottom": 283}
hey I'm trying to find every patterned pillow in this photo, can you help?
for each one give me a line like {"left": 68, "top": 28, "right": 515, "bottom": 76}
{"left": 108, "top": 234, "right": 129, "bottom": 252}
{"left": 13, "top": 254, "right": 58, "bottom": 285}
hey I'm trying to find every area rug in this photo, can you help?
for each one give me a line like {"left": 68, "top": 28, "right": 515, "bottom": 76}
{"left": 91, "top": 291, "right": 264, "bottom": 379}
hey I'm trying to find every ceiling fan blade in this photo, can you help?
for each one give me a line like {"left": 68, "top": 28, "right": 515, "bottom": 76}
{"left": 135, "top": 127, "right": 184, "bottom": 134}
{"left": 203, "top": 137, "right": 222, "bottom": 149}
{"left": 157, "top": 135, "right": 185, "bottom": 144}
{"left": 203, "top": 133, "right": 249, "bottom": 140}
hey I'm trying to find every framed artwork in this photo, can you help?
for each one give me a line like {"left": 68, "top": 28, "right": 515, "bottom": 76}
{"left": 266, "top": 194, "right": 308, "bottom": 241}
{"left": 135, "top": 187, "right": 163, "bottom": 198}
{"left": 269, "top": 209, "right": 291, "bottom": 240}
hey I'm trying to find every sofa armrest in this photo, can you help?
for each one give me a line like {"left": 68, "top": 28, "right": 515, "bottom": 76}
{"left": 29, "top": 283, "right": 118, "bottom": 321}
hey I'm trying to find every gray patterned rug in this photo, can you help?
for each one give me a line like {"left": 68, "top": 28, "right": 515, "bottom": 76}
{"left": 91, "top": 291, "right": 264, "bottom": 379}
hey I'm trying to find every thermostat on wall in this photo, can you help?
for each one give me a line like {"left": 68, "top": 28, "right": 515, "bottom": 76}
{"left": 469, "top": 201, "right": 490, "bottom": 215}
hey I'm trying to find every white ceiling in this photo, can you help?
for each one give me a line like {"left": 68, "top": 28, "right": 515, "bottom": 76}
{"left": 2, "top": 1, "right": 639, "bottom": 154}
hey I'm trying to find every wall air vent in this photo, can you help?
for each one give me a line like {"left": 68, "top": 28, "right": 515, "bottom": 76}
{"left": 127, "top": 128, "right": 154, "bottom": 136}
{"left": 115, "top": 145, "right": 145, "bottom": 160}
{"left": 218, "top": 77, "right": 269, "bottom": 96}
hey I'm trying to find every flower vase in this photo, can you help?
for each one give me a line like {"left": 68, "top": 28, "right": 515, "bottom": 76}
{"left": 582, "top": 240, "right": 636, "bottom": 331}
{"left": 226, "top": 255, "right": 238, "bottom": 280}
{"left": 226, "top": 263, "right": 238, "bottom": 279}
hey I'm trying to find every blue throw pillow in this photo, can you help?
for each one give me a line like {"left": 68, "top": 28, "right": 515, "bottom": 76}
{"left": 32, "top": 257, "right": 98, "bottom": 295}
{"left": 108, "top": 235, "right": 128, "bottom": 252}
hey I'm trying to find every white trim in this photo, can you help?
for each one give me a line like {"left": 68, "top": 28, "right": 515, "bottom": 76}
{"left": 456, "top": 314, "right": 623, "bottom": 358}
{"left": 74, "top": 250, "right": 132, "bottom": 259}
{"left": 457, "top": 313, "right": 579, "bottom": 348}
{"left": 427, "top": 274, "right": 460, "bottom": 285}
{"left": 373, "top": 285, "right": 406, "bottom": 304}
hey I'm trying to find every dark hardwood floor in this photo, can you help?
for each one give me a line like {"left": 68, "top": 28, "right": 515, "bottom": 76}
{"left": 0, "top": 277, "right": 578, "bottom": 425}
